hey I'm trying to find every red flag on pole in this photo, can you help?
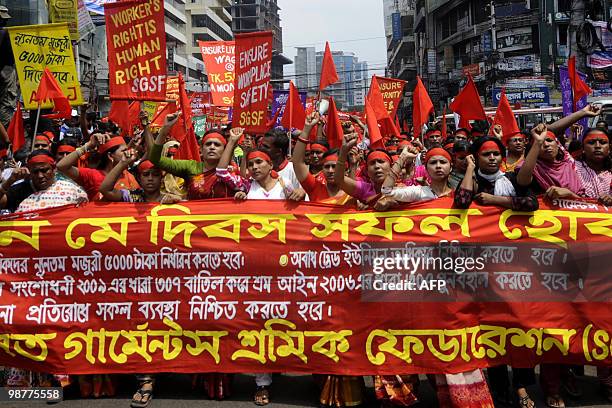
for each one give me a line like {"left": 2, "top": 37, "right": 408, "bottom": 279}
{"left": 109, "top": 101, "right": 141, "bottom": 136}
{"left": 412, "top": 76, "right": 434, "bottom": 138}
{"left": 568, "top": 56, "right": 592, "bottom": 111}
{"left": 367, "top": 76, "right": 399, "bottom": 138}
{"left": 7, "top": 102, "right": 24, "bottom": 152}
{"left": 174, "top": 73, "right": 200, "bottom": 161}
{"left": 325, "top": 97, "right": 343, "bottom": 149}
{"left": 35, "top": 68, "right": 72, "bottom": 119}
{"left": 365, "top": 99, "right": 383, "bottom": 149}
{"left": 280, "top": 81, "right": 306, "bottom": 130}
{"left": 450, "top": 75, "right": 486, "bottom": 129}
{"left": 491, "top": 89, "right": 520, "bottom": 144}
{"left": 319, "top": 42, "right": 339, "bottom": 91}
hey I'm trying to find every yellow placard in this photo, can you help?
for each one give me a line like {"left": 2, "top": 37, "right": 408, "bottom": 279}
{"left": 8, "top": 23, "right": 83, "bottom": 110}
{"left": 143, "top": 101, "right": 158, "bottom": 122}
{"left": 47, "top": 0, "right": 79, "bottom": 41}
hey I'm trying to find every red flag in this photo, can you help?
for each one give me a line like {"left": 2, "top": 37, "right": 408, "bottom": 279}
{"left": 449, "top": 75, "right": 486, "bottom": 128}
{"left": 441, "top": 107, "right": 447, "bottom": 140}
{"left": 109, "top": 101, "right": 141, "bottom": 136}
{"left": 367, "top": 76, "right": 399, "bottom": 138}
{"left": 319, "top": 42, "right": 339, "bottom": 91}
{"left": 491, "top": 89, "right": 520, "bottom": 144}
{"left": 365, "top": 100, "right": 383, "bottom": 149}
{"left": 35, "top": 68, "right": 71, "bottom": 119}
{"left": 568, "top": 56, "right": 592, "bottom": 110}
{"left": 325, "top": 97, "right": 343, "bottom": 149}
{"left": 7, "top": 102, "right": 24, "bottom": 152}
{"left": 173, "top": 73, "right": 200, "bottom": 161}
{"left": 280, "top": 81, "right": 306, "bottom": 130}
{"left": 374, "top": 75, "right": 407, "bottom": 118}
{"left": 412, "top": 76, "right": 434, "bottom": 138}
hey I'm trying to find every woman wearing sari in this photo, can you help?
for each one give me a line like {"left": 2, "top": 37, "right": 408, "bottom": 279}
{"left": 289, "top": 112, "right": 362, "bottom": 407}
{"left": 574, "top": 129, "right": 612, "bottom": 204}
{"left": 334, "top": 133, "right": 392, "bottom": 206}
{"left": 517, "top": 124, "right": 587, "bottom": 408}
{"left": 148, "top": 113, "right": 235, "bottom": 202}
{"left": 214, "top": 128, "right": 293, "bottom": 406}
{"left": 372, "top": 147, "right": 495, "bottom": 408}
{"left": 149, "top": 113, "right": 235, "bottom": 400}
{"left": 292, "top": 113, "right": 349, "bottom": 206}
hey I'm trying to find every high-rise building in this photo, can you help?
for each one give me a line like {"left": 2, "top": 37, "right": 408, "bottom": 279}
{"left": 231, "top": 0, "right": 292, "bottom": 86}
{"left": 164, "top": 0, "right": 202, "bottom": 86}
{"left": 294, "top": 47, "right": 317, "bottom": 91}
{"left": 185, "top": 0, "right": 234, "bottom": 90}
{"left": 383, "top": 0, "right": 417, "bottom": 82}
{"left": 315, "top": 50, "right": 366, "bottom": 110}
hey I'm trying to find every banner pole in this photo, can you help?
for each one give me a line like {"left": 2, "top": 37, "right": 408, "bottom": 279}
{"left": 32, "top": 105, "right": 42, "bottom": 152}
{"left": 288, "top": 130, "right": 292, "bottom": 158}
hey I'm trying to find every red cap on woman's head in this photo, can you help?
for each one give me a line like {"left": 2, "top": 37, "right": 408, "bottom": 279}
{"left": 366, "top": 150, "right": 392, "bottom": 164}
{"left": 247, "top": 150, "right": 272, "bottom": 163}
{"left": 57, "top": 145, "right": 76, "bottom": 154}
{"left": 98, "top": 136, "right": 126, "bottom": 154}
{"left": 424, "top": 147, "right": 451, "bottom": 164}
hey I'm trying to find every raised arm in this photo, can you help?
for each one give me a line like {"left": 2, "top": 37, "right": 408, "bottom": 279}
{"left": 382, "top": 145, "right": 417, "bottom": 189}
{"left": 334, "top": 132, "right": 360, "bottom": 197}
{"left": 79, "top": 104, "right": 90, "bottom": 140}
{"left": 517, "top": 124, "right": 547, "bottom": 187}
{"left": 292, "top": 112, "right": 320, "bottom": 182}
{"left": 218, "top": 127, "right": 244, "bottom": 169}
{"left": 99, "top": 148, "right": 139, "bottom": 201}
{"left": 57, "top": 133, "right": 106, "bottom": 181}
{"left": 547, "top": 104, "right": 601, "bottom": 135}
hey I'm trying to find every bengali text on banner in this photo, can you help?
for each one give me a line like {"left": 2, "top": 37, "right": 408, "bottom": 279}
{"left": 8, "top": 23, "right": 83, "bottom": 110}
{"left": 48, "top": 0, "right": 79, "bottom": 40}
{"left": 199, "top": 40, "right": 235, "bottom": 107}
{"left": 0, "top": 198, "right": 611, "bottom": 374}
{"left": 232, "top": 31, "right": 273, "bottom": 133}
{"left": 104, "top": 0, "right": 167, "bottom": 101}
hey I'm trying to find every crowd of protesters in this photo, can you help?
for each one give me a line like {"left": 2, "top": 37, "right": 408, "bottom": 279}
{"left": 0, "top": 101, "right": 610, "bottom": 408}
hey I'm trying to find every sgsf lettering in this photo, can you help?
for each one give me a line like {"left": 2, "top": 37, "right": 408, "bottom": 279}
{"left": 223, "top": 96, "right": 234, "bottom": 105}
{"left": 240, "top": 111, "right": 265, "bottom": 127}
{"left": 131, "top": 75, "right": 166, "bottom": 93}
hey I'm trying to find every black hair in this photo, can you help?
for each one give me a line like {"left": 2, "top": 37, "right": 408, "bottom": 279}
{"left": 13, "top": 148, "right": 29, "bottom": 165}
{"left": 202, "top": 128, "right": 227, "bottom": 143}
{"left": 28, "top": 149, "right": 55, "bottom": 163}
{"left": 568, "top": 140, "right": 583, "bottom": 154}
{"left": 444, "top": 136, "right": 456, "bottom": 145}
{"left": 524, "top": 128, "right": 564, "bottom": 162}
{"left": 263, "top": 128, "right": 289, "bottom": 157}
{"left": 452, "top": 140, "right": 471, "bottom": 154}
{"left": 52, "top": 137, "right": 78, "bottom": 156}
{"left": 95, "top": 144, "right": 123, "bottom": 170}
{"left": 321, "top": 148, "right": 339, "bottom": 161}
{"left": 470, "top": 136, "right": 506, "bottom": 159}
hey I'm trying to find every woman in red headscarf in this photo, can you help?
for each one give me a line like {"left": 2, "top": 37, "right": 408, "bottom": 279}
{"left": 373, "top": 146, "right": 454, "bottom": 210}
{"left": 454, "top": 136, "right": 539, "bottom": 211}
{"left": 573, "top": 129, "right": 612, "bottom": 204}
{"left": 57, "top": 132, "right": 139, "bottom": 201}
{"left": 215, "top": 127, "right": 294, "bottom": 202}
{"left": 334, "top": 133, "right": 392, "bottom": 205}
{"left": 148, "top": 113, "right": 235, "bottom": 201}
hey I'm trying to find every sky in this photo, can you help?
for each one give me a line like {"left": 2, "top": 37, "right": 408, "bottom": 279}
{"left": 279, "top": 0, "right": 388, "bottom": 77}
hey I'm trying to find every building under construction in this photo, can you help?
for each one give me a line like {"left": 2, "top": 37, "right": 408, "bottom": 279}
{"left": 231, "top": 0, "right": 292, "bottom": 86}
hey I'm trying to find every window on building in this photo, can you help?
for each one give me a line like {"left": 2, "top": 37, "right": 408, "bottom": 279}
{"left": 191, "top": 15, "right": 233, "bottom": 41}
{"left": 558, "top": 23, "right": 569, "bottom": 45}
{"left": 557, "top": 0, "right": 571, "bottom": 12}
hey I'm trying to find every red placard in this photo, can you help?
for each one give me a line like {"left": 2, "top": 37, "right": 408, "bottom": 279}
{"left": 0, "top": 198, "right": 611, "bottom": 374}
{"left": 104, "top": 0, "right": 167, "bottom": 101}
{"left": 190, "top": 91, "right": 211, "bottom": 117}
{"left": 232, "top": 31, "right": 273, "bottom": 133}
{"left": 198, "top": 41, "right": 235, "bottom": 107}
{"left": 375, "top": 75, "right": 406, "bottom": 118}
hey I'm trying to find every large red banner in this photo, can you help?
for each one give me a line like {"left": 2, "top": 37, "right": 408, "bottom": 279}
{"left": 198, "top": 41, "right": 235, "bottom": 107}
{"left": 375, "top": 75, "right": 406, "bottom": 118}
{"left": 233, "top": 31, "right": 273, "bottom": 133}
{"left": 0, "top": 198, "right": 611, "bottom": 375}
{"left": 104, "top": 0, "right": 167, "bottom": 101}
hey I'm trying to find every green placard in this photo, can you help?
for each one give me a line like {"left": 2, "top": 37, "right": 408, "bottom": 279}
{"left": 193, "top": 116, "right": 207, "bottom": 137}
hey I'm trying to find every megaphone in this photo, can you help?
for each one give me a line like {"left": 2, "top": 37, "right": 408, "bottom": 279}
{"left": 317, "top": 99, "right": 329, "bottom": 116}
